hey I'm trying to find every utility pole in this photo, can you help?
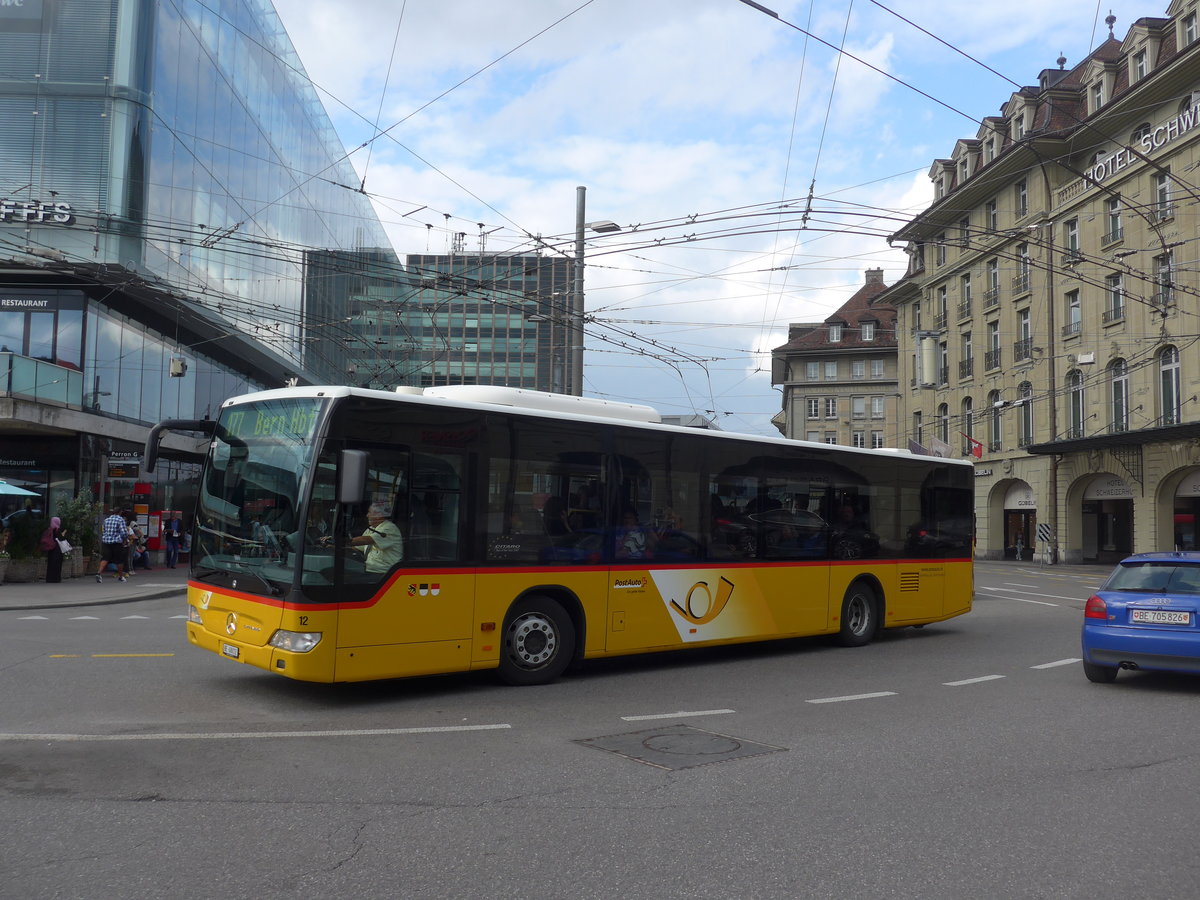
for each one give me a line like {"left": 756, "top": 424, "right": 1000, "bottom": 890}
{"left": 572, "top": 186, "right": 586, "bottom": 396}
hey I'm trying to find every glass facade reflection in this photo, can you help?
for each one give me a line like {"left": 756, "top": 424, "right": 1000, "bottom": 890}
{"left": 0, "top": 1, "right": 400, "bottom": 549}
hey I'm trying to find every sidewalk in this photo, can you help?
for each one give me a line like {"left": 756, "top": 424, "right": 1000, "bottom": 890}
{"left": 0, "top": 565, "right": 190, "bottom": 611}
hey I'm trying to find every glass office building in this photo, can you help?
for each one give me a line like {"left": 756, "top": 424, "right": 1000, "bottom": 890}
{"left": 0, "top": 0, "right": 397, "bottom": 534}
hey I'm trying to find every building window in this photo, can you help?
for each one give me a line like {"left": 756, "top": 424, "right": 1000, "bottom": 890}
{"left": 939, "top": 341, "right": 949, "bottom": 386}
{"left": 1185, "top": 11, "right": 1198, "bottom": 45}
{"left": 852, "top": 396, "right": 866, "bottom": 419}
{"left": 807, "top": 398, "right": 820, "bottom": 419}
{"left": 1111, "top": 359, "right": 1129, "bottom": 433}
{"left": 961, "top": 396, "right": 974, "bottom": 454}
{"left": 861, "top": 321, "right": 875, "bottom": 341}
{"left": 871, "top": 395, "right": 885, "bottom": 418}
{"left": 1015, "top": 180, "right": 1028, "bottom": 217}
{"left": 1014, "top": 242, "right": 1030, "bottom": 293}
{"left": 825, "top": 397, "right": 838, "bottom": 419}
{"left": 851, "top": 360, "right": 865, "bottom": 380}
{"left": 1015, "top": 309, "right": 1032, "bottom": 361}
{"left": 806, "top": 430, "right": 821, "bottom": 442}
{"left": 1018, "top": 381, "right": 1034, "bottom": 446}
{"left": 1068, "top": 370, "right": 1085, "bottom": 438}
{"left": 1064, "top": 290, "right": 1081, "bottom": 337}
{"left": 912, "top": 411, "right": 922, "bottom": 443}
{"left": 937, "top": 403, "right": 950, "bottom": 443}
{"left": 871, "top": 430, "right": 884, "bottom": 449}
{"left": 958, "top": 158, "right": 969, "bottom": 183}
{"left": 1064, "top": 219, "right": 1079, "bottom": 257}
{"left": 1161, "top": 345, "right": 1181, "bottom": 426}
{"left": 986, "top": 257, "right": 1000, "bottom": 305}
{"left": 986, "top": 199, "right": 998, "bottom": 232}
{"left": 986, "top": 320, "right": 1001, "bottom": 370}
{"left": 935, "top": 234, "right": 947, "bottom": 267}
{"left": 1131, "top": 122, "right": 1152, "bottom": 144}
{"left": 960, "top": 273, "right": 972, "bottom": 306}
{"left": 871, "top": 359, "right": 885, "bottom": 379}
{"left": 1104, "top": 196, "right": 1122, "bottom": 243}
{"left": 1105, "top": 273, "right": 1124, "bottom": 322}
{"left": 829, "top": 324, "right": 842, "bottom": 342}
{"left": 1155, "top": 252, "right": 1174, "bottom": 306}
{"left": 824, "top": 431, "right": 837, "bottom": 445}
{"left": 825, "top": 361, "right": 837, "bottom": 381}
{"left": 958, "top": 216, "right": 970, "bottom": 248}
{"left": 1155, "top": 171, "right": 1173, "bottom": 220}
{"left": 852, "top": 430, "right": 865, "bottom": 448}
{"left": 806, "top": 361, "right": 819, "bottom": 380}
{"left": 936, "top": 285, "right": 948, "bottom": 328}
{"left": 988, "top": 390, "right": 1002, "bottom": 450}
{"left": 960, "top": 331, "right": 973, "bottom": 379}
{"left": 1133, "top": 49, "right": 1147, "bottom": 81}
{"left": 1092, "top": 81, "right": 1104, "bottom": 111}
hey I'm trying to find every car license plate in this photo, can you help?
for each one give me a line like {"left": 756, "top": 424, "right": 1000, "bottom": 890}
{"left": 1130, "top": 609, "right": 1191, "bottom": 625}
{"left": 221, "top": 642, "right": 240, "bottom": 659}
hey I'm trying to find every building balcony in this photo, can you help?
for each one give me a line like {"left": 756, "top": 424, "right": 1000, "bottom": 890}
{"left": 1109, "top": 421, "right": 1129, "bottom": 434}
{"left": 1103, "top": 306, "right": 1125, "bottom": 325}
{"left": 0, "top": 353, "right": 84, "bottom": 408}
{"left": 938, "top": 366, "right": 950, "bottom": 386}
{"left": 1102, "top": 225, "right": 1123, "bottom": 245}
{"left": 1151, "top": 204, "right": 1175, "bottom": 222}
{"left": 988, "top": 439, "right": 1002, "bottom": 452}
{"left": 984, "top": 348, "right": 1002, "bottom": 370}
{"left": 983, "top": 288, "right": 1000, "bottom": 310}
{"left": 1061, "top": 250, "right": 1084, "bottom": 266}
{"left": 1061, "top": 320, "right": 1082, "bottom": 339}
{"left": 956, "top": 300, "right": 972, "bottom": 321}
{"left": 958, "top": 357, "right": 974, "bottom": 379}
{"left": 1013, "top": 337, "right": 1033, "bottom": 362}
{"left": 934, "top": 313, "right": 948, "bottom": 330}
{"left": 1012, "top": 273, "right": 1031, "bottom": 295}
{"left": 1153, "top": 289, "right": 1175, "bottom": 308}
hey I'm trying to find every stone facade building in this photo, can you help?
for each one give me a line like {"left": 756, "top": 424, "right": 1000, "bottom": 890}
{"left": 771, "top": 269, "right": 899, "bottom": 450}
{"left": 881, "top": 2, "right": 1200, "bottom": 563}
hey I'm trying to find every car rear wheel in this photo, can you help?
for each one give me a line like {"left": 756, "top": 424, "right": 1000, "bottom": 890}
{"left": 1083, "top": 660, "right": 1118, "bottom": 683}
{"left": 836, "top": 582, "right": 878, "bottom": 647}
{"left": 498, "top": 596, "right": 575, "bottom": 685}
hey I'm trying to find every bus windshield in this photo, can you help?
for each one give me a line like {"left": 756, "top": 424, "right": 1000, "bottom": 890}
{"left": 193, "top": 397, "right": 325, "bottom": 595}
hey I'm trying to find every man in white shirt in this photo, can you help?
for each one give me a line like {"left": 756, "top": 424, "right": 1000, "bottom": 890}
{"left": 344, "top": 501, "right": 404, "bottom": 574}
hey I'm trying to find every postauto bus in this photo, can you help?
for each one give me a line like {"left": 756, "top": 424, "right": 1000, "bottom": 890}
{"left": 146, "top": 385, "right": 973, "bottom": 685}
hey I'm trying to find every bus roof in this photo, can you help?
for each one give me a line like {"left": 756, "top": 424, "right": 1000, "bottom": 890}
{"left": 220, "top": 385, "right": 973, "bottom": 468}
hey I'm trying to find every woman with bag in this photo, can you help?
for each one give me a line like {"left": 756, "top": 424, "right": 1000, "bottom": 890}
{"left": 41, "top": 516, "right": 69, "bottom": 583}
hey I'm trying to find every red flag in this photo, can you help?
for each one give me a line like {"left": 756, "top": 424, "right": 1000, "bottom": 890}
{"left": 960, "top": 433, "right": 983, "bottom": 459}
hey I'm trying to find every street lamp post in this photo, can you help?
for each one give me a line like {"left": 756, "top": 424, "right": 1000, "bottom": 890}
{"left": 571, "top": 185, "right": 620, "bottom": 396}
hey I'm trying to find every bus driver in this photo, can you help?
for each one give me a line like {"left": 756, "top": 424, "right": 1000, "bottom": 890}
{"left": 338, "top": 501, "right": 404, "bottom": 574}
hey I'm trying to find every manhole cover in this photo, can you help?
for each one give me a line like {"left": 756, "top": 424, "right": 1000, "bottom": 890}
{"left": 574, "top": 723, "right": 787, "bottom": 770}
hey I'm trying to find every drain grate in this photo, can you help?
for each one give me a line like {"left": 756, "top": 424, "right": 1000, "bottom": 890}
{"left": 574, "top": 723, "right": 787, "bottom": 771}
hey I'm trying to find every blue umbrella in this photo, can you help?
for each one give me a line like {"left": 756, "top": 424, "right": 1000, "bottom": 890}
{"left": 0, "top": 481, "right": 38, "bottom": 497}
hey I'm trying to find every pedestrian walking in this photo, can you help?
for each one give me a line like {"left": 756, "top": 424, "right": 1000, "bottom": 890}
{"left": 96, "top": 508, "right": 130, "bottom": 582}
{"left": 164, "top": 512, "right": 184, "bottom": 569}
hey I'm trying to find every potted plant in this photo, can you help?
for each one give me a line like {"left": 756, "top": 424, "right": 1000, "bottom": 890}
{"left": 58, "top": 490, "right": 102, "bottom": 579}
{"left": 3, "top": 512, "right": 46, "bottom": 582}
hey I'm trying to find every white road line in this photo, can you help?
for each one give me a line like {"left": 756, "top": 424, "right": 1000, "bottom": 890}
{"left": 0, "top": 724, "right": 513, "bottom": 743}
{"left": 806, "top": 692, "right": 897, "bottom": 704}
{"left": 978, "top": 590, "right": 1059, "bottom": 607}
{"left": 170, "top": 615, "right": 188, "bottom": 619}
{"left": 121, "top": 615, "right": 149, "bottom": 620}
{"left": 18, "top": 616, "right": 48, "bottom": 620}
{"left": 1001, "top": 582, "right": 1040, "bottom": 588}
{"left": 621, "top": 709, "right": 735, "bottom": 721}
{"left": 980, "top": 586, "right": 1086, "bottom": 602}
{"left": 68, "top": 616, "right": 100, "bottom": 620}
{"left": 943, "top": 675, "right": 1006, "bottom": 686}
{"left": 1031, "top": 658, "right": 1081, "bottom": 669}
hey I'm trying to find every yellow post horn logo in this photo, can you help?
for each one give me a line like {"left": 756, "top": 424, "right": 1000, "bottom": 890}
{"left": 670, "top": 576, "right": 735, "bottom": 625}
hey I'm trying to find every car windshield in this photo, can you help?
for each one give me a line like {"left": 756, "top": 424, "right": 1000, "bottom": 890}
{"left": 1104, "top": 562, "right": 1200, "bottom": 594}
{"left": 193, "top": 397, "right": 325, "bottom": 595}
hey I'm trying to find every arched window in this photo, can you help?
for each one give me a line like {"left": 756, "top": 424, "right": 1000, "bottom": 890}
{"left": 1160, "top": 345, "right": 1181, "bottom": 426}
{"left": 937, "top": 403, "right": 950, "bottom": 443}
{"left": 988, "top": 389, "right": 1002, "bottom": 450}
{"left": 1130, "top": 122, "right": 1152, "bottom": 144}
{"left": 1018, "top": 381, "right": 1034, "bottom": 446}
{"left": 1110, "top": 359, "right": 1129, "bottom": 433}
{"left": 1068, "top": 370, "right": 1085, "bottom": 438}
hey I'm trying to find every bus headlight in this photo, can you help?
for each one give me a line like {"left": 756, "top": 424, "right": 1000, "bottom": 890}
{"left": 187, "top": 605, "right": 203, "bottom": 624}
{"left": 268, "top": 630, "right": 322, "bottom": 653}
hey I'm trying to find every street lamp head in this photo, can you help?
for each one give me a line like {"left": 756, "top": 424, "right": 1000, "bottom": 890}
{"left": 586, "top": 220, "right": 621, "bottom": 233}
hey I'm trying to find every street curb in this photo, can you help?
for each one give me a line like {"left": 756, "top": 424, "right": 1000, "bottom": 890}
{"left": 0, "top": 587, "right": 187, "bottom": 613}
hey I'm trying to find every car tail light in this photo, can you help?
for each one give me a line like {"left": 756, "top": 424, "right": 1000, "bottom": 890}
{"left": 1084, "top": 595, "right": 1108, "bottom": 619}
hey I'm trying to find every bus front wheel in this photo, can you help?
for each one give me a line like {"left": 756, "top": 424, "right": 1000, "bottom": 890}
{"left": 498, "top": 596, "right": 575, "bottom": 685}
{"left": 836, "top": 582, "right": 878, "bottom": 647}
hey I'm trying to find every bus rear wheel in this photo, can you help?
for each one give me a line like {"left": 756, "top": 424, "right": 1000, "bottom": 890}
{"left": 836, "top": 582, "right": 878, "bottom": 647}
{"left": 498, "top": 596, "right": 575, "bottom": 685}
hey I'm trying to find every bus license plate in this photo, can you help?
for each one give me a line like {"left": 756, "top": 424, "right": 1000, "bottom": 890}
{"left": 1131, "top": 609, "right": 1191, "bottom": 625}
{"left": 221, "top": 642, "right": 240, "bottom": 659}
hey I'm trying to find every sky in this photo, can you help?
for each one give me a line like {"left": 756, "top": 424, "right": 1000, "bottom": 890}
{"left": 269, "top": 0, "right": 1158, "bottom": 437}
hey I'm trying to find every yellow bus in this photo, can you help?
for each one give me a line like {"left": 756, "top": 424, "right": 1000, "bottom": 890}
{"left": 146, "top": 385, "right": 974, "bottom": 685}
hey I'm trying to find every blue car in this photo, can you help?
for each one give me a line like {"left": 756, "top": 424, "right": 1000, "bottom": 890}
{"left": 1082, "top": 552, "right": 1200, "bottom": 683}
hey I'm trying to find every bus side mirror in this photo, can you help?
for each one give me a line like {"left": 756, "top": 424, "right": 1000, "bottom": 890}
{"left": 338, "top": 450, "right": 369, "bottom": 505}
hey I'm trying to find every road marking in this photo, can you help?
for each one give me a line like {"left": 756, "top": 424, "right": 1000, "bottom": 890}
{"left": 91, "top": 653, "right": 175, "bottom": 658}
{"left": 18, "top": 616, "right": 48, "bottom": 620}
{"left": 121, "top": 615, "right": 150, "bottom": 620}
{"left": 69, "top": 616, "right": 100, "bottom": 620}
{"left": 621, "top": 709, "right": 735, "bottom": 721}
{"left": 0, "top": 724, "right": 513, "bottom": 742}
{"left": 978, "top": 589, "right": 1059, "bottom": 607}
{"left": 49, "top": 654, "right": 80, "bottom": 658}
{"left": 170, "top": 615, "right": 188, "bottom": 619}
{"left": 1001, "top": 582, "right": 1040, "bottom": 588}
{"left": 806, "top": 692, "right": 897, "bottom": 704}
{"left": 1031, "top": 658, "right": 1081, "bottom": 669}
{"left": 943, "top": 675, "right": 1006, "bottom": 686}
{"left": 980, "top": 586, "right": 1082, "bottom": 602}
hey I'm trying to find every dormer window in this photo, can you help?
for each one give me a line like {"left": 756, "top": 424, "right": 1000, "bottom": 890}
{"left": 984, "top": 137, "right": 996, "bottom": 162}
{"left": 1133, "top": 49, "right": 1147, "bottom": 82}
{"left": 1184, "top": 11, "right": 1197, "bottom": 46}
{"left": 1014, "top": 112, "right": 1026, "bottom": 140}
{"left": 1091, "top": 82, "right": 1104, "bottom": 112}
{"left": 829, "top": 324, "right": 842, "bottom": 343}
{"left": 958, "top": 158, "right": 969, "bottom": 183}
{"left": 861, "top": 322, "right": 876, "bottom": 342}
